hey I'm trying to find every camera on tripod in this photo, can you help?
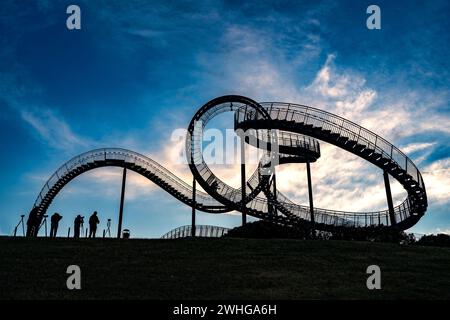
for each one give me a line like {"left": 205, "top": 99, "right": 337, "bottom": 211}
{"left": 13, "top": 214, "right": 26, "bottom": 237}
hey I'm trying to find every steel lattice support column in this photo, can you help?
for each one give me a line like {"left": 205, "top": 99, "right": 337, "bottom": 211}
{"left": 240, "top": 134, "right": 247, "bottom": 225}
{"left": 272, "top": 171, "right": 278, "bottom": 216}
{"left": 383, "top": 170, "right": 396, "bottom": 226}
{"left": 306, "top": 162, "right": 315, "bottom": 236}
{"left": 117, "top": 167, "right": 127, "bottom": 238}
{"left": 191, "top": 176, "right": 196, "bottom": 237}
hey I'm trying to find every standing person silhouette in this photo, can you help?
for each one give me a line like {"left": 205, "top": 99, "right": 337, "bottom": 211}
{"left": 50, "top": 212, "right": 63, "bottom": 238}
{"left": 89, "top": 211, "right": 100, "bottom": 238}
{"left": 26, "top": 207, "right": 39, "bottom": 237}
{"left": 74, "top": 215, "right": 83, "bottom": 238}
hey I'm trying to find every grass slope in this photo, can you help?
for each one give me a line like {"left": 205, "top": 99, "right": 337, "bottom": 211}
{"left": 1, "top": 236, "right": 449, "bottom": 299}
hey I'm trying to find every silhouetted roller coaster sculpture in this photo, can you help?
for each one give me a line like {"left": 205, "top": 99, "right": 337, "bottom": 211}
{"left": 27, "top": 95, "right": 427, "bottom": 237}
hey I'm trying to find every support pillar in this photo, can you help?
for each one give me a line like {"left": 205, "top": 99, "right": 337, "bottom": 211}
{"left": 117, "top": 167, "right": 127, "bottom": 238}
{"left": 191, "top": 177, "right": 196, "bottom": 237}
{"left": 272, "top": 172, "right": 277, "bottom": 216}
{"left": 306, "top": 162, "right": 315, "bottom": 237}
{"left": 21, "top": 215, "right": 25, "bottom": 237}
{"left": 240, "top": 134, "right": 247, "bottom": 225}
{"left": 383, "top": 170, "right": 396, "bottom": 226}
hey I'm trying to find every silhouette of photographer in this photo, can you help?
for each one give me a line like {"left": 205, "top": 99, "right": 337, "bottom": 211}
{"left": 89, "top": 211, "right": 100, "bottom": 238}
{"left": 74, "top": 215, "right": 83, "bottom": 238}
{"left": 26, "top": 207, "right": 39, "bottom": 237}
{"left": 49, "top": 212, "right": 62, "bottom": 238}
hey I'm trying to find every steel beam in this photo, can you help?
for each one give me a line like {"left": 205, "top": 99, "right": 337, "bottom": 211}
{"left": 240, "top": 135, "right": 247, "bottom": 225}
{"left": 272, "top": 172, "right": 277, "bottom": 216}
{"left": 383, "top": 170, "right": 396, "bottom": 226}
{"left": 191, "top": 177, "right": 196, "bottom": 237}
{"left": 117, "top": 167, "right": 127, "bottom": 238}
{"left": 306, "top": 162, "right": 315, "bottom": 236}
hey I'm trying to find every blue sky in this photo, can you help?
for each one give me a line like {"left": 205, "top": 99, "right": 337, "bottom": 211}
{"left": 0, "top": 0, "right": 449, "bottom": 238}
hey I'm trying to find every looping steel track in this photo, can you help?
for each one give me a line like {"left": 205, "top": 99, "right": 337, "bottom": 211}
{"left": 31, "top": 95, "right": 427, "bottom": 231}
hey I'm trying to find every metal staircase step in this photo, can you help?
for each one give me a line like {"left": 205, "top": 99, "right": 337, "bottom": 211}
{"left": 362, "top": 148, "right": 375, "bottom": 156}
{"left": 370, "top": 152, "right": 382, "bottom": 160}
{"left": 329, "top": 132, "right": 340, "bottom": 140}
{"left": 346, "top": 140, "right": 357, "bottom": 147}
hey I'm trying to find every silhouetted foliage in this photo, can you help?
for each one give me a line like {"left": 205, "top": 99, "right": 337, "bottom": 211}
{"left": 225, "top": 220, "right": 313, "bottom": 239}
{"left": 416, "top": 234, "right": 450, "bottom": 247}
{"left": 328, "top": 225, "right": 412, "bottom": 243}
{"left": 226, "top": 220, "right": 415, "bottom": 243}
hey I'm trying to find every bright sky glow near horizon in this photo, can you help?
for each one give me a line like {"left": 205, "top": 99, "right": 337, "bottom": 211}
{"left": 0, "top": 0, "right": 449, "bottom": 238}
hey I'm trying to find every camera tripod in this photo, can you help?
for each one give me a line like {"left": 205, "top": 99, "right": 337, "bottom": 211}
{"left": 103, "top": 218, "right": 111, "bottom": 238}
{"left": 13, "top": 214, "right": 25, "bottom": 237}
{"left": 38, "top": 215, "right": 49, "bottom": 237}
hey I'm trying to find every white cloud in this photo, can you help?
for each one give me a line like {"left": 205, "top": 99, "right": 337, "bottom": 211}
{"left": 434, "top": 228, "right": 450, "bottom": 235}
{"left": 309, "top": 55, "right": 353, "bottom": 98}
{"left": 421, "top": 158, "right": 450, "bottom": 203}
{"left": 83, "top": 168, "right": 156, "bottom": 201}
{"left": 20, "top": 108, "right": 89, "bottom": 152}
{"left": 276, "top": 144, "right": 407, "bottom": 211}
{"left": 399, "top": 142, "right": 436, "bottom": 165}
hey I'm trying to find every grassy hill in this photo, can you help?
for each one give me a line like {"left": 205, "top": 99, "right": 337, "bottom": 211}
{"left": 1, "top": 236, "right": 449, "bottom": 300}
